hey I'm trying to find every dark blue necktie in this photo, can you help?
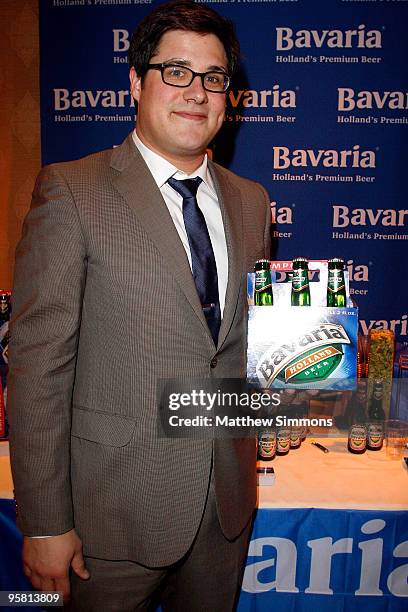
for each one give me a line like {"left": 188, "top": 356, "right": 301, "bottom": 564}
{"left": 168, "top": 176, "right": 221, "bottom": 344}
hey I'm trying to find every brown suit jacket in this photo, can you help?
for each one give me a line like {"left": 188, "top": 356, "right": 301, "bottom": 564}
{"left": 8, "top": 133, "right": 271, "bottom": 566}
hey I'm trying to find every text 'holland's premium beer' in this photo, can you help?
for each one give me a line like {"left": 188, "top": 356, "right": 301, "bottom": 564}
{"left": 367, "top": 379, "right": 385, "bottom": 451}
{"left": 327, "top": 258, "right": 346, "bottom": 307}
{"left": 291, "top": 257, "right": 311, "bottom": 306}
{"left": 254, "top": 260, "right": 273, "bottom": 306}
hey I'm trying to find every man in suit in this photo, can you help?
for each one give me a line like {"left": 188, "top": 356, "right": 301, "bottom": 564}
{"left": 8, "top": 1, "right": 271, "bottom": 610}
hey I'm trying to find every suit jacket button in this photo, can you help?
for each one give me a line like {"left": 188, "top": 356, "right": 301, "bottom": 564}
{"left": 210, "top": 357, "right": 218, "bottom": 369}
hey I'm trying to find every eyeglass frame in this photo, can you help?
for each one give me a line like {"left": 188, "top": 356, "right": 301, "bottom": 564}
{"left": 146, "top": 63, "right": 231, "bottom": 93}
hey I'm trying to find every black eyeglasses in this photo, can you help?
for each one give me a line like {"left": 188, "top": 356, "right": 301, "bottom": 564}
{"left": 147, "top": 63, "right": 230, "bottom": 93}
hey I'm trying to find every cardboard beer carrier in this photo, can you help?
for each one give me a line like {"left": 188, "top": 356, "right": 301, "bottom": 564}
{"left": 247, "top": 260, "right": 358, "bottom": 390}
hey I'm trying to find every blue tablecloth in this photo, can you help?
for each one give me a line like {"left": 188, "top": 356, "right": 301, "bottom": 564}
{"left": 0, "top": 499, "right": 33, "bottom": 611}
{"left": 238, "top": 507, "right": 408, "bottom": 612}
{"left": 1, "top": 500, "right": 407, "bottom": 611}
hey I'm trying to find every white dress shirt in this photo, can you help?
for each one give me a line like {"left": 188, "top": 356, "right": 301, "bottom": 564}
{"left": 132, "top": 131, "right": 228, "bottom": 316}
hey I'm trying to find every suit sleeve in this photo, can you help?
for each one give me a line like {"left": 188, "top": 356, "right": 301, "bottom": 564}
{"left": 8, "top": 164, "right": 87, "bottom": 536}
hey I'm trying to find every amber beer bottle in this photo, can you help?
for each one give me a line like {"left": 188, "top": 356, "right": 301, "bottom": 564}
{"left": 254, "top": 260, "right": 273, "bottom": 306}
{"left": 257, "top": 429, "right": 276, "bottom": 461}
{"left": 348, "top": 384, "right": 367, "bottom": 454}
{"left": 327, "top": 258, "right": 347, "bottom": 307}
{"left": 367, "top": 379, "right": 385, "bottom": 451}
{"left": 291, "top": 257, "right": 310, "bottom": 306}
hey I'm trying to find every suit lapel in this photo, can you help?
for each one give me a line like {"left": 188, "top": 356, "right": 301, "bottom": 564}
{"left": 209, "top": 162, "right": 244, "bottom": 349}
{"left": 110, "top": 135, "right": 210, "bottom": 337}
{"left": 110, "top": 135, "right": 245, "bottom": 349}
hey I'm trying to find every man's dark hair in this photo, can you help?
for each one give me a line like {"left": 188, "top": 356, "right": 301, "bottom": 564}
{"left": 128, "top": 0, "right": 240, "bottom": 78}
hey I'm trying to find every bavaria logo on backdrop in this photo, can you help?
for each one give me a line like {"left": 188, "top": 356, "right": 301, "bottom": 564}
{"left": 225, "top": 85, "right": 297, "bottom": 125}
{"left": 331, "top": 205, "right": 408, "bottom": 242}
{"left": 337, "top": 89, "right": 408, "bottom": 126}
{"left": 272, "top": 145, "right": 377, "bottom": 184}
{"left": 270, "top": 201, "right": 293, "bottom": 240}
{"left": 274, "top": 24, "right": 383, "bottom": 65}
{"left": 273, "top": 146, "right": 376, "bottom": 169}
{"left": 276, "top": 25, "right": 382, "bottom": 50}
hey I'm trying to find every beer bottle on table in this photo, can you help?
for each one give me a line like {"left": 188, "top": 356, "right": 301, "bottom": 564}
{"left": 257, "top": 429, "right": 276, "bottom": 461}
{"left": 327, "top": 258, "right": 346, "bottom": 307}
{"left": 288, "top": 404, "right": 303, "bottom": 449}
{"left": 290, "top": 424, "right": 302, "bottom": 449}
{"left": 348, "top": 385, "right": 367, "bottom": 454}
{"left": 276, "top": 426, "right": 291, "bottom": 456}
{"left": 367, "top": 379, "right": 385, "bottom": 451}
{"left": 254, "top": 260, "right": 273, "bottom": 306}
{"left": 291, "top": 257, "right": 310, "bottom": 306}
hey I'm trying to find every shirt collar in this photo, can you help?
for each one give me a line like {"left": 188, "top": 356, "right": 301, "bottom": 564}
{"left": 132, "top": 130, "right": 215, "bottom": 194}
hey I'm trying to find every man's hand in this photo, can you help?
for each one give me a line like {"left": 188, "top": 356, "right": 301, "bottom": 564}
{"left": 23, "top": 529, "right": 90, "bottom": 602}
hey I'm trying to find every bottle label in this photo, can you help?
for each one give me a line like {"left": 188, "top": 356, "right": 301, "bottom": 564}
{"left": 367, "top": 422, "right": 384, "bottom": 448}
{"left": 255, "top": 271, "right": 272, "bottom": 293}
{"left": 290, "top": 427, "right": 302, "bottom": 447}
{"left": 327, "top": 270, "right": 345, "bottom": 293}
{"left": 277, "top": 427, "right": 291, "bottom": 453}
{"left": 292, "top": 270, "right": 308, "bottom": 292}
{"left": 348, "top": 424, "right": 367, "bottom": 451}
{"left": 258, "top": 431, "right": 276, "bottom": 459}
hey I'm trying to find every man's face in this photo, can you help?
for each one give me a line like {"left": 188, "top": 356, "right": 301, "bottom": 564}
{"left": 130, "top": 30, "right": 228, "bottom": 171}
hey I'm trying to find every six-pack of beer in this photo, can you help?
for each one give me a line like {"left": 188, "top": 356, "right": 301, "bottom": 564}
{"left": 247, "top": 258, "right": 358, "bottom": 390}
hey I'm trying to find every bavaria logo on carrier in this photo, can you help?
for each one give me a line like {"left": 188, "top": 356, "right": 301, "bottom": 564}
{"left": 256, "top": 323, "right": 351, "bottom": 387}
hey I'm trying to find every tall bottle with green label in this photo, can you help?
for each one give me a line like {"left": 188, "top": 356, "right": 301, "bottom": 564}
{"left": 327, "top": 258, "right": 346, "bottom": 307}
{"left": 254, "top": 260, "right": 273, "bottom": 306}
{"left": 291, "top": 257, "right": 311, "bottom": 306}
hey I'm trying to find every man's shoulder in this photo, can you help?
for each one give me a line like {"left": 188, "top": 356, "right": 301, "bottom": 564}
{"left": 41, "top": 146, "right": 115, "bottom": 179}
{"left": 39, "top": 133, "right": 135, "bottom": 182}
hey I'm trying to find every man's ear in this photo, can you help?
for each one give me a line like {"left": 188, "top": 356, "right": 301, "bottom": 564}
{"left": 129, "top": 67, "right": 142, "bottom": 103}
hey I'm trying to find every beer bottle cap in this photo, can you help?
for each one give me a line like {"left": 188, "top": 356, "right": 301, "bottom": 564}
{"left": 292, "top": 257, "right": 309, "bottom": 269}
{"left": 254, "top": 259, "right": 270, "bottom": 271}
{"left": 328, "top": 258, "right": 345, "bottom": 269}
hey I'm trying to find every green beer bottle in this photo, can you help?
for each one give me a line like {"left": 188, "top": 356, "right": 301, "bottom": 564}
{"left": 254, "top": 260, "right": 273, "bottom": 306}
{"left": 327, "top": 258, "right": 346, "bottom": 307}
{"left": 291, "top": 257, "right": 310, "bottom": 306}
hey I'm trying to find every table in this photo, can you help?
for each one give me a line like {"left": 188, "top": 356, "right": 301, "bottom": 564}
{"left": 1, "top": 439, "right": 408, "bottom": 611}
{"left": 238, "top": 435, "right": 408, "bottom": 611}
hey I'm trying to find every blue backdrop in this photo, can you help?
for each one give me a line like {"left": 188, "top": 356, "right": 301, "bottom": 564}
{"left": 39, "top": 0, "right": 408, "bottom": 351}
